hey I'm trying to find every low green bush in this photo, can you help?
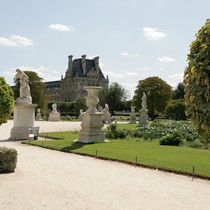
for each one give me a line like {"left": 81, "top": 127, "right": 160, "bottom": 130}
{"left": 0, "top": 147, "right": 18, "bottom": 173}
{"left": 159, "top": 130, "right": 183, "bottom": 146}
{"left": 106, "top": 124, "right": 127, "bottom": 139}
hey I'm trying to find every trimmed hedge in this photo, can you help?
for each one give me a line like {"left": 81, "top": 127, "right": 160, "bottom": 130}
{"left": 0, "top": 147, "right": 18, "bottom": 173}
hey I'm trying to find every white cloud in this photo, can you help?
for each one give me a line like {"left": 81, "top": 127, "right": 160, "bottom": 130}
{"left": 125, "top": 72, "right": 139, "bottom": 76}
{"left": 143, "top": 67, "right": 150, "bottom": 71}
{"left": 143, "top": 27, "right": 167, "bottom": 40}
{"left": 49, "top": 24, "right": 74, "bottom": 32}
{"left": 0, "top": 35, "right": 33, "bottom": 47}
{"left": 158, "top": 57, "right": 176, "bottom": 62}
{"left": 121, "top": 52, "right": 139, "bottom": 57}
{"left": 103, "top": 71, "right": 124, "bottom": 78}
{"left": 168, "top": 73, "right": 183, "bottom": 80}
{"left": 10, "top": 35, "right": 33, "bottom": 46}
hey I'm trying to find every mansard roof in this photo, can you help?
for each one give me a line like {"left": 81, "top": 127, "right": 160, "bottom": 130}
{"left": 66, "top": 56, "right": 106, "bottom": 79}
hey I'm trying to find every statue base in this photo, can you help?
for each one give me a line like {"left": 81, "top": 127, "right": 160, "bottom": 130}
{"left": 10, "top": 103, "right": 39, "bottom": 140}
{"left": 138, "top": 108, "right": 149, "bottom": 127}
{"left": 76, "top": 112, "right": 106, "bottom": 143}
{"left": 48, "top": 112, "right": 61, "bottom": 121}
{"left": 129, "top": 115, "right": 136, "bottom": 124}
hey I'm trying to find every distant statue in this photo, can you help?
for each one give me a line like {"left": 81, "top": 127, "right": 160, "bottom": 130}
{"left": 105, "top": 103, "right": 109, "bottom": 111}
{"left": 52, "top": 103, "right": 58, "bottom": 113}
{"left": 139, "top": 92, "right": 149, "bottom": 127}
{"left": 101, "top": 103, "right": 111, "bottom": 123}
{"left": 15, "top": 69, "right": 32, "bottom": 104}
{"left": 129, "top": 106, "right": 136, "bottom": 124}
{"left": 36, "top": 108, "right": 42, "bottom": 120}
{"left": 141, "top": 92, "right": 147, "bottom": 109}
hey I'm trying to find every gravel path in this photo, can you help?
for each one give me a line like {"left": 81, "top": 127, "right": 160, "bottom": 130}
{"left": 1, "top": 120, "right": 210, "bottom": 210}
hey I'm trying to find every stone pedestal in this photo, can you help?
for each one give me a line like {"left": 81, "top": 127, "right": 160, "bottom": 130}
{"left": 138, "top": 108, "right": 149, "bottom": 127}
{"left": 129, "top": 115, "right": 136, "bottom": 124}
{"left": 48, "top": 112, "right": 61, "bottom": 121}
{"left": 10, "top": 103, "right": 39, "bottom": 140}
{"left": 77, "top": 113, "right": 105, "bottom": 143}
{"left": 129, "top": 106, "right": 136, "bottom": 124}
{"left": 76, "top": 86, "right": 106, "bottom": 143}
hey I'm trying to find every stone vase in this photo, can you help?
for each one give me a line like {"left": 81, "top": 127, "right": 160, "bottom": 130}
{"left": 84, "top": 86, "right": 102, "bottom": 113}
{"left": 77, "top": 86, "right": 106, "bottom": 143}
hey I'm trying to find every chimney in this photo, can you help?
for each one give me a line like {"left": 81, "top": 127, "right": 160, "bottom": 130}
{"left": 68, "top": 55, "right": 73, "bottom": 71}
{"left": 94, "top": 56, "right": 99, "bottom": 73}
{"left": 81, "top": 54, "right": 86, "bottom": 75}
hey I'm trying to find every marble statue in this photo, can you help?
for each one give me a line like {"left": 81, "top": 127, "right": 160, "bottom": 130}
{"left": 138, "top": 92, "right": 149, "bottom": 127}
{"left": 52, "top": 103, "right": 58, "bottom": 113}
{"left": 141, "top": 92, "right": 147, "bottom": 109}
{"left": 15, "top": 69, "right": 32, "bottom": 104}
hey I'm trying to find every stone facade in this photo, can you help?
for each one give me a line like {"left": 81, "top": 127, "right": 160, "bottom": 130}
{"left": 45, "top": 55, "right": 109, "bottom": 101}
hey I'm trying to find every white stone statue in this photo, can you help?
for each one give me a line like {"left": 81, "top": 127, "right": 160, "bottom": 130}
{"left": 139, "top": 92, "right": 148, "bottom": 127}
{"left": 101, "top": 103, "right": 111, "bottom": 123}
{"left": 141, "top": 92, "right": 147, "bottom": 109}
{"left": 48, "top": 103, "right": 60, "bottom": 121}
{"left": 36, "top": 108, "right": 42, "bottom": 120}
{"left": 15, "top": 69, "right": 32, "bottom": 104}
{"left": 52, "top": 103, "right": 58, "bottom": 113}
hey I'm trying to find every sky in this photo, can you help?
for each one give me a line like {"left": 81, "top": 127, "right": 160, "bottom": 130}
{"left": 0, "top": 0, "right": 210, "bottom": 99}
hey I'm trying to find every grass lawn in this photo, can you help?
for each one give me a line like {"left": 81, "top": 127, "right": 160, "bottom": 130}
{"left": 23, "top": 129, "right": 210, "bottom": 179}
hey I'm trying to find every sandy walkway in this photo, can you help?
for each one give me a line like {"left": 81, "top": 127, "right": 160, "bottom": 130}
{"left": 1, "top": 120, "right": 210, "bottom": 210}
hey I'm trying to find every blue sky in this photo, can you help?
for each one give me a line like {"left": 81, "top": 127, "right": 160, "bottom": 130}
{"left": 0, "top": 0, "right": 210, "bottom": 98}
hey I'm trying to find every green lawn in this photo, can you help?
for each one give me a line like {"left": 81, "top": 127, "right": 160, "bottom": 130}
{"left": 23, "top": 130, "right": 210, "bottom": 179}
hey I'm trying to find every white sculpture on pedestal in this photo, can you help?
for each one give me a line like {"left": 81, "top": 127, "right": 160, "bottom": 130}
{"left": 138, "top": 92, "right": 149, "bottom": 127}
{"left": 101, "top": 103, "right": 111, "bottom": 123}
{"left": 36, "top": 108, "right": 42, "bottom": 120}
{"left": 76, "top": 86, "right": 106, "bottom": 143}
{"left": 15, "top": 69, "right": 32, "bottom": 104}
{"left": 48, "top": 103, "right": 61, "bottom": 121}
{"left": 10, "top": 69, "right": 39, "bottom": 140}
{"left": 129, "top": 106, "right": 136, "bottom": 124}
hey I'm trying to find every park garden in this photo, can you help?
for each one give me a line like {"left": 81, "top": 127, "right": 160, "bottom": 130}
{"left": 1, "top": 20, "right": 210, "bottom": 178}
{"left": 22, "top": 119, "right": 210, "bottom": 179}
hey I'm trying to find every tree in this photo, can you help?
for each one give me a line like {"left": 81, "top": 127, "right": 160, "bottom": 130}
{"left": 0, "top": 77, "right": 14, "bottom": 126}
{"left": 165, "top": 99, "right": 186, "bottom": 120}
{"left": 99, "top": 82, "right": 129, "bottom": 115}
{"left": 184, "top": 19, "right": 210, "bottom": 142}
{"left": 173, "top": 82, "right": 185, "bottom": 99}
{"left": 133, "top": 77, "right": 172, "bottom": 119}
{"left": 13, "top": 71, "right": 48, "bottom": 109}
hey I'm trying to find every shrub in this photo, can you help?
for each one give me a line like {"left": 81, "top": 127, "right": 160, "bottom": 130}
{"left": 189, "top": 139, "right": 204, "bottom": 149}
{"left": 165, "top": 99, "right": 186, "bottom": 120}
{"left": 159, "top": 130, "right": 183, "bottom": 146}
{"left": 106, "top": 124, "right": 127, "bottom": 139}
{"left": 0, "top": 147, "right": 18, "bottom": 173}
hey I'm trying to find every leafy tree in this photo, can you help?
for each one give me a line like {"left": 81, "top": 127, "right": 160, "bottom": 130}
{"left": 184, "top": 19, "right": 210, "bottom": 142}
{"left": 0, "top": 77, "right": 14, "bottom": 126}
{"left": 173, "top": 82, "right": 185, "bottom": 99}
{"left": 48, "top": 97, "right": 87, "bottom": 116}
{"left": 165, "top": 99, "right": 186, "bottom": 120}
{"left": 13, "top": 71, "right": 48, "bottom": 109}
{"left": 133, "top": 77, "right": 172, "bottom": 119}
{"left": 99, "top": 82, "right": 129, "bottom": 115}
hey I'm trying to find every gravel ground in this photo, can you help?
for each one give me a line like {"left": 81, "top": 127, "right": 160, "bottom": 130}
{"left": 1, "top": 120, "right": 210, "bottom": 210}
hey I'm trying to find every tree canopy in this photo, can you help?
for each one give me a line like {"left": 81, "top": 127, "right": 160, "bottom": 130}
{"left": 13, "top": 71, "right": 48, "bottom": 109}
{"left": 173, "top": 82, "right": 185, "bottom": 99}
{"left": 133, "top": 76, "right": 172, "bottom": 119}
{"left": 0, "top": 77, "right": 14, "bottom": 126}
{"left": 184, "top": 19, "right": 210, "bottom": 142}
{"left": 99, "top": 82, "right": 129, "bottom": 115}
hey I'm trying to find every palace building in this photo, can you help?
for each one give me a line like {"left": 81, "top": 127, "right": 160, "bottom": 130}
{"left": 45, "top": 55, "right": 109, "bottom": 101}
